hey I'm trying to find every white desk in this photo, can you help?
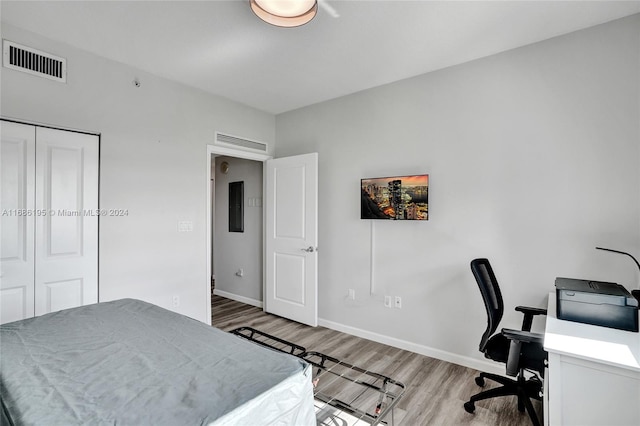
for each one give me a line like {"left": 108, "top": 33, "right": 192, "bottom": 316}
{"left": 544, "top": 292, "right": 640, "bottom": 426}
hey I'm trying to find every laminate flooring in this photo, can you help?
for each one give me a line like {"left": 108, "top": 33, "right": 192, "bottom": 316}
{"left": 211, "top": 294, "right": 541, "bottom": 426}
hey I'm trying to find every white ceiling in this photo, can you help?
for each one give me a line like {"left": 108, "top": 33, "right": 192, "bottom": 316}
{"left": 2, "top": 1, "right": 639, "bottom": 114}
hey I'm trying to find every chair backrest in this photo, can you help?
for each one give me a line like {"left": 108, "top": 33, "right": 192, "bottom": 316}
{"left": 470, "top": 258, "right": 504, "bottom": 352}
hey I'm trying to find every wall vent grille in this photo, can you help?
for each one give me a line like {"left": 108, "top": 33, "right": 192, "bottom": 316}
{"left": 3, "top": 40, "right": 67, "bottom": 83}
{"left": 215, "top": 132, "right": 268, "bottom": 153}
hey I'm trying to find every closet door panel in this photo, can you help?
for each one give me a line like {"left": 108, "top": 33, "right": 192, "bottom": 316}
{"left": 35, "top": 127, "right": 98, "bottom": 315}
{"left": 0, "top": 121, "right": 36, "bottom": 324}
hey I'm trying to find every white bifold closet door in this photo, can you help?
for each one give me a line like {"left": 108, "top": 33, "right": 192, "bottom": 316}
{"left": 1, "top": 122, "right": 36, "bottom": 323}
{"left": 0, "top": 121, "right": 99, "bottom": 324}
{"left": 34, "top": 127, "right": 98, "bottom": 316}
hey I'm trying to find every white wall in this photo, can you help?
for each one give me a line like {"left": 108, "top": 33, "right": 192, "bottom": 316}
{"left": 3, "top": 14, "right": 639, "bottom": 372}
{"left": 213, "top": 156, "right": 263, "bottom": 303}
{"left": 0, "top": 24, "right": 275, "bottom": 323}
{"left": 275, "top": 15, "right": 640, "bottom": 368}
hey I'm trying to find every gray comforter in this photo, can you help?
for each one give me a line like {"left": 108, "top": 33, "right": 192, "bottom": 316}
{"left": 0, "top": 299, "right": 312, "bottom": 425}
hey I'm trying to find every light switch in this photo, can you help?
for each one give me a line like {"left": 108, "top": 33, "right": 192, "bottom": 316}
{"left": 178, "top": 220, "right": 193, "bottom": 232}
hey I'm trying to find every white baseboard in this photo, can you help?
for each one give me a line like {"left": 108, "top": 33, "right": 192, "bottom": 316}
{"left": 317, "top": 318, "right": 504, "bottom": 376}
{"left": 212, "top": 291, "right": 502, "bottom": 375}
{"left": 213, "top": 289, "right": 263, "bottom": 309}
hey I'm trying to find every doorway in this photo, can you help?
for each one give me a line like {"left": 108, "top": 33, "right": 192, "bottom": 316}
{"left": 206, "top": 145, "right": 271, "bottom": 325}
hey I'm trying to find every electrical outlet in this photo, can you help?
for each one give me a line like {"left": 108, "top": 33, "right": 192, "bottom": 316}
{"left": 348, "top": 289, "right": 355, "bottom": 300}
{"left": 384, "top": 295, "right": 392, "bottom": 308}
{"left": 172, "top": 295, "right": 180, "bottom": 308}
{"left": 395, "top": 296, "right": 402, "bottom": 309}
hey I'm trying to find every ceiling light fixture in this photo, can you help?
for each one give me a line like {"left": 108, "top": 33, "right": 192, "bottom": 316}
{"left": 250, "top": 0, "right": 318, "bottom": 27}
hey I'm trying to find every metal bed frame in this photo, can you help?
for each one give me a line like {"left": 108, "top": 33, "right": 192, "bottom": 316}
{"left": 231, "top": 327, "right": 405, "bottom": 425}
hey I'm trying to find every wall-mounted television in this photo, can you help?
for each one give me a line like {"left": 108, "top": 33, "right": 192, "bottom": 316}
{"left": 361, "top": 174, "right": 429, "bottom": 220}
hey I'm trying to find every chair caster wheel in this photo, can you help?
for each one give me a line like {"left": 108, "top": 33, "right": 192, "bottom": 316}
{"left": 464, "top": 401, "right": 475, "bottom": 413}
{"left": 475, "top": 376, "right": 485, "bottom": 387}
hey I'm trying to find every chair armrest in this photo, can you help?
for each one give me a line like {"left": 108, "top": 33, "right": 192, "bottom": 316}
{"left": 515, "top": 306, "right": 547, "bottom": 316}
{"left": 515, "top": 305, "right": 547, "bottom": 331}
{"left": 501, "top": 328, "right": 544, "bottom": 345}
{"left": 501, "top": 328, "right": 545, "bottom": 377}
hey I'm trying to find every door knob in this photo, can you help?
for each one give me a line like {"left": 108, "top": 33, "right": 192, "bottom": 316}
{"left": 301, "top": 246, "right": 317, "bottom": 253}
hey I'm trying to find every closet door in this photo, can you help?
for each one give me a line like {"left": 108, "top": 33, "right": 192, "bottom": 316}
{"left": 34, "top": 127, "right": 98, "bottom": 315}
{"left": 0, "top": 121, "right": 36, "bottom": 323}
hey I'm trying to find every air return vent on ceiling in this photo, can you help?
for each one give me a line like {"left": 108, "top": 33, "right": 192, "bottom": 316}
{"left": 215, "top": 132, "right": 268, "bottom": 153}
{"left": 3, "top": 40, "right": 67, "bottom": 83}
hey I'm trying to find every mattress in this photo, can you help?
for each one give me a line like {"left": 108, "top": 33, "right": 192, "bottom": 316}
{"left": 0, "top": 299, "right": 315, "bottom": 425}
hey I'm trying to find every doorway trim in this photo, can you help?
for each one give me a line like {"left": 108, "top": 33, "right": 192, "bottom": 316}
{"left": 206, "top": 144, "right": 272, "bottom": 325}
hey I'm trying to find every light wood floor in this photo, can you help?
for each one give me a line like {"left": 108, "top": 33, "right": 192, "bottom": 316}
{"left": 212, "top": 295, "right": 541, "bottom": 426}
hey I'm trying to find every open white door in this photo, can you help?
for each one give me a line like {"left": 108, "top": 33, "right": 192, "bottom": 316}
{"left": 265, "top": 152, "right": 318, "bottom": 326}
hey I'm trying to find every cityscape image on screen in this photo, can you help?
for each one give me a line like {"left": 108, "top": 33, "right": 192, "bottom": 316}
{"left": 361, "top": 174, "right": 429, "bottom": 220}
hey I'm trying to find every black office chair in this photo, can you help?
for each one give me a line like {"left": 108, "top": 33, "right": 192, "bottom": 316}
{"left": 464, "top": 258, "right": 547, "bottom": 426}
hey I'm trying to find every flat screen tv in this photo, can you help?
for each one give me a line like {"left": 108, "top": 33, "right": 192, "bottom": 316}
{"left": 361, "top": 174, "right": 429, "bottom": 220}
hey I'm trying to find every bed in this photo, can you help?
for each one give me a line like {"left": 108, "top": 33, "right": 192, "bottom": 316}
{"left": 0, "top": 299, "right": 316, "bottom": 425}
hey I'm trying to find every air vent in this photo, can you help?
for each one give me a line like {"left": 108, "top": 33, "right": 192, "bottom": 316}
{"left": 215, "top": 132, "right": 268, "bottom": 153}
{"left": 3, "top": 40, "right": 66, "bottom": 83}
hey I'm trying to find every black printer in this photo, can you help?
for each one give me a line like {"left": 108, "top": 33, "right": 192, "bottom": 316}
{"left": 555, "top": 277, "right": 639, "bottom": 332}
